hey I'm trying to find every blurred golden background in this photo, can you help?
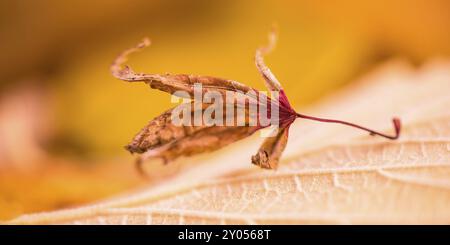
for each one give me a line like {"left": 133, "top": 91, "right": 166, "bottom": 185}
{"left": 1, "top": 0, "right": 449, "bottom": 220}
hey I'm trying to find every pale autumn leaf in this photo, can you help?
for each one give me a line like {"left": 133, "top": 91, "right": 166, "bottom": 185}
{"left": 7, "top": 60, "right": 450, "bottom": 225}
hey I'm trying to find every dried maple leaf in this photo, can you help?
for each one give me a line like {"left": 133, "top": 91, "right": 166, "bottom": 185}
{"left": 111, "top": 29, "right": 400, "bottom": 171}
{"left": 7, "top": 59, "right": 450, "bottom": 224}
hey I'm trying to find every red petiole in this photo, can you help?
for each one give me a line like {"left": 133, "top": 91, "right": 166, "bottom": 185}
{"left": 295, "top": 113, "right": 401, "bottom": 140}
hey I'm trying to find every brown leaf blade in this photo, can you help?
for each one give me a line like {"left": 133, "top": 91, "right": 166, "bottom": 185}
{"left": 111, "top": 38, "right": 255, "bottom": 99}
{"left": 126, "top": 101, "right": 260, "bottom": 167}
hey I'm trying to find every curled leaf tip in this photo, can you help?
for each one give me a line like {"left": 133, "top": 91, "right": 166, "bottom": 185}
{"left": 110, "top": 37, "right": 151, "bottom": 80}
{"left": 251, "top": 150, "right": 272, "bottom": 169}
{"left": 139, "top": 37, "right": 151, "bottom": 48}
{"left": 255, "top": 27, "right": 282, "bottom": 91}
{"left": 259, "top": 24, "right": 278, "bottom": 55}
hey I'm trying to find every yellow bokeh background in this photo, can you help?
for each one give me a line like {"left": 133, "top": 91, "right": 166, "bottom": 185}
{"left": 0, "top": 0, "right": 449, "bottom": 220}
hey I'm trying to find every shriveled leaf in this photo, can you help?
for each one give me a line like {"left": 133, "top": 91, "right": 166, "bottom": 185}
{"left": 114, "top": 34, "right": 295, "bottom": 168}
{"left": 8, "top": 60, "right": 450, "bottom": 224}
